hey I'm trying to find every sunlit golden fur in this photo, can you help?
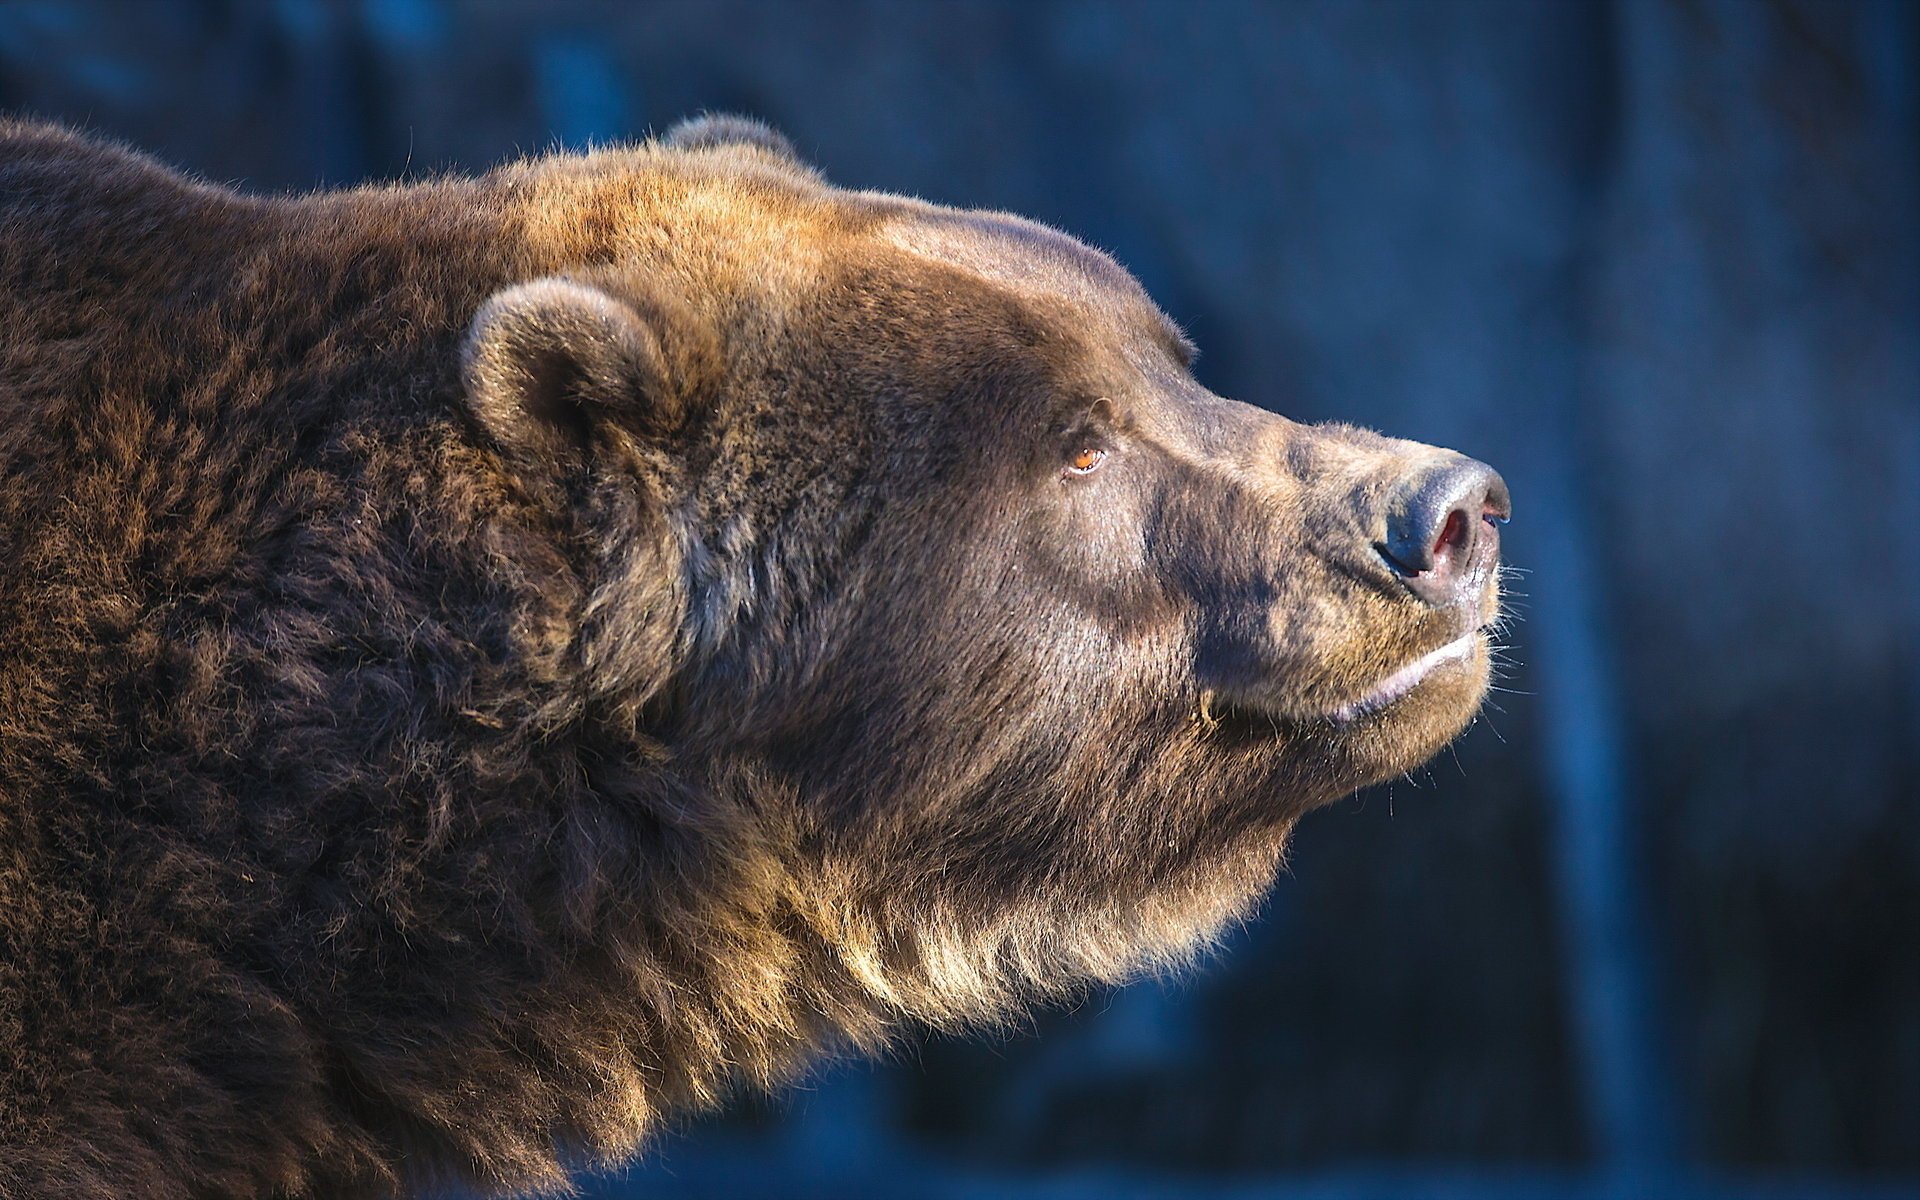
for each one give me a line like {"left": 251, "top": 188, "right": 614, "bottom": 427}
{"left": 0, "top": 115, "right": 1500, "bottom": 1198}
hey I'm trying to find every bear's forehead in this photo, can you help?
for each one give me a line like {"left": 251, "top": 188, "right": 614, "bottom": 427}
{"left": 871, "top": 202, "right": 1194, "bottom": 369}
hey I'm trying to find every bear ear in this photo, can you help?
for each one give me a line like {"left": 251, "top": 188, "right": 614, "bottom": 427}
{"left": 462, "top": 277, "right": 695, "bottom": 469}
{"left": 661, "top": 113, "right": 808, "bottom": 169}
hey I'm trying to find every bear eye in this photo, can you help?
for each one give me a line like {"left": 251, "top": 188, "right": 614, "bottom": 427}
{"left": 1066, "top": 447, "right": 1107, "bottom": 476}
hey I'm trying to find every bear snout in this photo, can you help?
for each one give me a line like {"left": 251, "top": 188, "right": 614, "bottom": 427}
{"left": 1375, "top": 457, "right": 1511, "bottom": 610}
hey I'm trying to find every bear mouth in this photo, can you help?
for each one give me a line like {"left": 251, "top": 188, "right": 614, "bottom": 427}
{"left": 1325, "top": 630, "right": 1483, "bottom": 725}
{"left": 1201, "top": 628, "right": 1489, "bottom": 741}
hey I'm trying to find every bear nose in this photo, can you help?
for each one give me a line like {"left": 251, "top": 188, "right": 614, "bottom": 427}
{"left": 1378, "top": 458, "right": 1511, "bottom": 606}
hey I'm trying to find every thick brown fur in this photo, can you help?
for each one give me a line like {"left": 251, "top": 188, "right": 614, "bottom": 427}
{"left": 0, "top": 115, "right": 1503, "bottom": 1198}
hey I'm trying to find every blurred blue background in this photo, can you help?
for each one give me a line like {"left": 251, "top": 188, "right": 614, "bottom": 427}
{"left": 3, "top": 2, "right": 1914, "bottom": 1197}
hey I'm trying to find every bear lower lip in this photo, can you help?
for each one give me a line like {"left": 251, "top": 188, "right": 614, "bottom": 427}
{"left": 1328, "top": 632, "right": 1481, "bottom": 724}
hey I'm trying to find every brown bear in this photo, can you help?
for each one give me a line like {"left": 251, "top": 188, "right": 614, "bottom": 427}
{"left": 0, "top": 114, "right": 1509, "bottom": 1198}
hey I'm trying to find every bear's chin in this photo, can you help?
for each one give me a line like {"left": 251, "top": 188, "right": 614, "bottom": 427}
{"left": 1312, "top": 634, "right": 1494, "bottom": 789}
{"left": 1205, "top": 633, "right": 1493, "bottom": 797}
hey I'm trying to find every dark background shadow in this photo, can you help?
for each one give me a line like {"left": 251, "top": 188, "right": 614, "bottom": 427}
{"left": 2, "top": 1, "right": 1913, "bottom": 1195}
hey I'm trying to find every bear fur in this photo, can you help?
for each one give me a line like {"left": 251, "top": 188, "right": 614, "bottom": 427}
{"left": 0, "top": 116, "right": 1504, "bottom": 1198}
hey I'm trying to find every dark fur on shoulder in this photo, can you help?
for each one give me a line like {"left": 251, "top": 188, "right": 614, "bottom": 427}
{"left": 0, "top": 115, "right": 1504, "bottom": 1198}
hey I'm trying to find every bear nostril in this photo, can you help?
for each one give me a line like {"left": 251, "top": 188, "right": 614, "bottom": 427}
{"left": 1434, "top": 508, "right": 1469, "bottom": 562}
{"left": 1379, "top": 458, "right": 1508, "bottom": 606}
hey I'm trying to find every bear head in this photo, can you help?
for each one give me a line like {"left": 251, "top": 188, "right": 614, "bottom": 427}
{"left": 457, "top": 115, "right": 1511, "bottom": 1020}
